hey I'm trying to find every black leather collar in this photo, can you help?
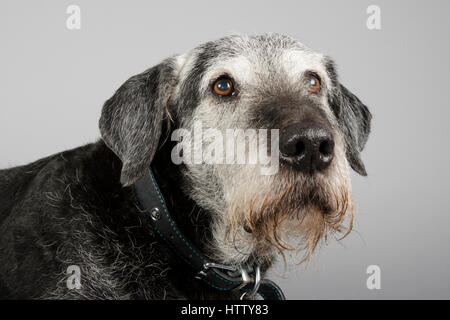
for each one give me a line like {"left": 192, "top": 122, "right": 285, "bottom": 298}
{"left": 133, "top": 167, "right": 285, "bottom": 300}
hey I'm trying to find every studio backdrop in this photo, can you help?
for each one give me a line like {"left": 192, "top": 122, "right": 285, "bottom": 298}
{"left": 1, "top": 0, "right": 449, "bottom": 299}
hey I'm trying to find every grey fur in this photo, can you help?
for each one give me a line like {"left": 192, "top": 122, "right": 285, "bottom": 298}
{"left": 325, "top": 59, "right": 372, "bottom": 175}
{"left": 99, "top": 58, "right": 178, "bottom": 186}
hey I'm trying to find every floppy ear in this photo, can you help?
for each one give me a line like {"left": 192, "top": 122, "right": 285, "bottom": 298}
{"left": 99, "top": 58, "right": 177, "bottom": 186}
{"left": 329, "top": 83, "right": 372, "bottom": 176}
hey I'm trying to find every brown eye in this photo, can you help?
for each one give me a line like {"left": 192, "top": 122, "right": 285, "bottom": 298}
{"left": 213, "top": 76, "right": 234, "bottom": 96}
{"left": 306, "top": 73, "right": 321, "bottom": 93}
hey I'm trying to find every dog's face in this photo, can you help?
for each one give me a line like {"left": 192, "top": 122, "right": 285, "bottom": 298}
{"left": 100, "top": 34, "right": 371, "bottom": 266}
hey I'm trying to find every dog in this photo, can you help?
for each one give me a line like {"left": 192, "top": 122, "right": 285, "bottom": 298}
{"left": 0, "top": 34, "right": 371, "bottom": 299}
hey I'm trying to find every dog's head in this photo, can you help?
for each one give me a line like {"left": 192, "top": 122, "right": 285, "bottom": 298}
{"left": 99, "top": 34, "right": 371, "bottom": 266}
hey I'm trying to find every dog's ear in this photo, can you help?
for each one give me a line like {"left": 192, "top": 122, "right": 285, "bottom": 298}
{"left": 328, "top": 68, "right": 372, "bottom": 176}
{"left": 333, "top": 84, "right": 371, "bottom": 175}
{"left": 99, "top": 58, "right": 177, "bottom": 186}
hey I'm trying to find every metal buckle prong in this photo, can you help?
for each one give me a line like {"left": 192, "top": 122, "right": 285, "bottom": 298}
{"left": 195, "top": 262, "right": 238, "bottom": 280}
{"left": 203, "top": 262, "right": 238, "bottom": 272}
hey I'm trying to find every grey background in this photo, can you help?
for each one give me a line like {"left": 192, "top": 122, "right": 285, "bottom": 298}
{"left": 1, "top": 0, "right": 449, "bottom": 299}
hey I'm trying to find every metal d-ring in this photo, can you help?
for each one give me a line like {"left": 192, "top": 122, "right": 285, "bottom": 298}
{"left": 239, "top": 265, "right": 261, "bottom": 300}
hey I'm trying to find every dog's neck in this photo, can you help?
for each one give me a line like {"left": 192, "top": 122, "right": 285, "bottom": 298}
{"left": 150, "top": 140, "right": 214, "bottom": 259}
{"left": 97, "top": 139, "right": 280, "bottom": 299}
{"left": 135, "top": 144, "right": 284, "bottom": 300}
{"left": 150, "top": 138, "right": 275, "bottom": 270}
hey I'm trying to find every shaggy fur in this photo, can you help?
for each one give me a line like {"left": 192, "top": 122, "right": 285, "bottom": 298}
{"left": 0, "top": 34, "right": 371, "bottom": 299}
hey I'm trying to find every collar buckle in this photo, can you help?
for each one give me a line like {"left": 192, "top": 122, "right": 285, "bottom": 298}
{"left": 196, "top": 262, "right": 262, "bottom": 299}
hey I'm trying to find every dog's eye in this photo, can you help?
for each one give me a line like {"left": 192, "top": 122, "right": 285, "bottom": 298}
{"left": 305, "top": 73, "right": 321, "bottom": 93}
{"left": 212, "top": 76, "right": 234, "bottom": 96}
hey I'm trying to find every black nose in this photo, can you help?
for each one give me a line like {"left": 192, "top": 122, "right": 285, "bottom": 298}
{"left": 280, "top": 122, "right": 334, "bottom": 173}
